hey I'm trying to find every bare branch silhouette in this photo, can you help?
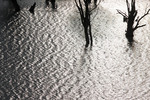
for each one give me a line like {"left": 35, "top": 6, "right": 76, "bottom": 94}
{"left": 134, "top": 9, "right": 150, "bottom": 30}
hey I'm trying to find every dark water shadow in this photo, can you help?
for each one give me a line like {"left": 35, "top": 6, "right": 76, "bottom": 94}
{"left": 0, "top": 6, "right": 33, "bottom": 100}
{"left": 0, "top": 0, "right": 20, "bottom": 29}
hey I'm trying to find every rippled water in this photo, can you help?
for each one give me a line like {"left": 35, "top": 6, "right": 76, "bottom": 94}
{"left": 0, "top": 0, "right": 150, "bottom": 100}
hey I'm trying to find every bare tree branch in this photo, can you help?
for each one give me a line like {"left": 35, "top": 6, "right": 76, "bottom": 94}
{"left": 117, "top": 10, "right": 127, "bottom": 17}
{"left": 134, "top": 9, "right": 150, "bottom": 30}
{"left": 126, "top": 0, "right": 130, "bottom": 15}
{"left": 90, "top": 7, "right": 99, "bottom": 22}
{"left": 89, "top": 0, "right": 102, "bottom": 12}
{"left": 134, "top": 24, "right": 146, "bottom": 31}
{"left": 117, "top": 9, "right": 128, "bottom": 22}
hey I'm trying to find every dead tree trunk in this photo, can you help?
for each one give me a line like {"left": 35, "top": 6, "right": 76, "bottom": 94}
{"left": 117, "top": 0, "right": 150, "bottom": 46}
{"left": 75, "top": 0, "right": 99, "bottom": 48}
{"left": 29, "top": 2, "right": 36, "bottom": 15}
{"left": 88, "top": 0, "right": 91, "bottom": 4}
{"left": 11, "top": 0, "right": 20, "bottom": 12}
{"left": 45, "top": 0, "right": 50, "bottom": 7}
{"left": 51, "top": 0, "right": 56, "bottom": 9}
{"left": 94, "top": 0, "right": 97, "bottom": 6}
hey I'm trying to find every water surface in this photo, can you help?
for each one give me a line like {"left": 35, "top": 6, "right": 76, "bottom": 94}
{"left": 0, "top": 0, "right": 150, "bottom": 100}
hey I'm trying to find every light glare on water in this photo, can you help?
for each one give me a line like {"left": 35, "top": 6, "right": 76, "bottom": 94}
{"left": 0, "top": 0, "right": 150, "bottom": 100}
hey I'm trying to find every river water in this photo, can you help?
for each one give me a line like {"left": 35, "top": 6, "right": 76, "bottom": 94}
{"left": 0, "top": 0, "right": 150, "bottom": 100}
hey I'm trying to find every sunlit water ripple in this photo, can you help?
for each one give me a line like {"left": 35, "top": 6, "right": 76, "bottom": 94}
{"left": 0, "top": 0, "right": 150, "bottom": 100}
